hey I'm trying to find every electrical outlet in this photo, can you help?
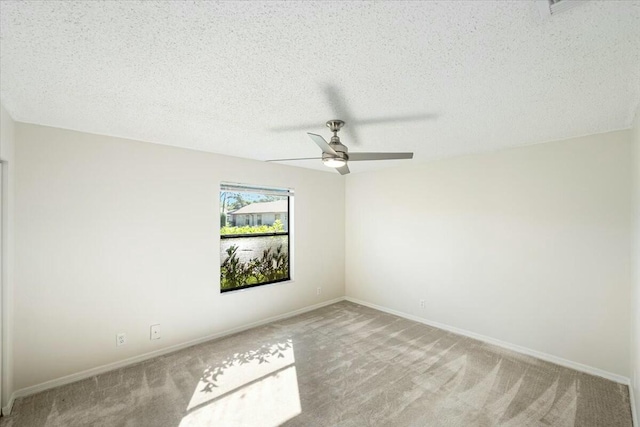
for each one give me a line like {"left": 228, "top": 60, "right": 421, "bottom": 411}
{"left": 116, "top": 333, "right": 126, "bottom": 347}
{"left": 317, "top": 287, "right": 322, "bottom": 295}
{"left": 150, "top": 324, "right": 161, "bottom": 340}
{"left": 419, "top": 299, "right": 426, "bottom": 309}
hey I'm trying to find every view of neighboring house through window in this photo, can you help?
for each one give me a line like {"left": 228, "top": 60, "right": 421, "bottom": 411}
{"left": 220, "top": 183, "right": 292, "bottom": 292}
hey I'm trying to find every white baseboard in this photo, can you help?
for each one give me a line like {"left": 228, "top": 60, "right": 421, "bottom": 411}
{"left": 630, "top": 384, "right": 638, "bottom": 427}
{"left": 344, "top": 296, "right": 630, "bottom": 385}
{"left": 3, "top": 295, "right": 632, "bottom": 419}
{"left": 1, "top": 297, "right": 345, "bottom": 416}
{"left": 1, "top": 398, "right": 13, "bottom": 417}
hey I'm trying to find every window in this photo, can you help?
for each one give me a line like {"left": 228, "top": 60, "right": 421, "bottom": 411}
{"left": 220, "top": 183, "right": 292, "bottom": 292}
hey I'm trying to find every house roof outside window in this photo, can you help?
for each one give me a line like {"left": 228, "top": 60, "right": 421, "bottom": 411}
{"left": 229, "top": 200, "right": 287, "bottom": 215}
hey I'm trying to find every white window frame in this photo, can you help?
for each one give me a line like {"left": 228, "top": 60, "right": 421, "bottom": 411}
{"left": 220, "top": 182, "right": 294, "bottom": 292}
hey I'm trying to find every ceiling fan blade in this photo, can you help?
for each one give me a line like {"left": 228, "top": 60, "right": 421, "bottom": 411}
{"left": 307, "top": 133, "right": 336, "bottom": 155}
{"left": 270, "top": 123, "right": 324, "bottom": 132}
{"left": 348, "top": 152, "right": 414, "bottom": 161}
{"left": 266, "top": 157, "right": 322, "bottom": 162}
{"left": 352, "top": 114, "right": 438, "bottom": 126}
{"left": 268, "top": 113, "right": 436, "bottom": 132}
{"left": 336, "top": 164, "right": 350, "bottom": 175}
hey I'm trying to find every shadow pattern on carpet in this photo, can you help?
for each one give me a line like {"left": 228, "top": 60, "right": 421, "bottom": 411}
{"left": 1, "top": 301, "right": 632, "bottom": 426}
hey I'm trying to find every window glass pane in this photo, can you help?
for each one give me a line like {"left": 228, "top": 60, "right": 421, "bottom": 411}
{"left": 220, "top": 235, "right": 289, "bottom": 291}
{"left": 220, "top": 185, "right": 291, "bottom": 292}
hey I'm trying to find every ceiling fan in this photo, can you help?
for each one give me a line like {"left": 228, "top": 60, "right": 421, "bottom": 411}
{"left": 267, "top": 120, "right": 413, "bottom": 175}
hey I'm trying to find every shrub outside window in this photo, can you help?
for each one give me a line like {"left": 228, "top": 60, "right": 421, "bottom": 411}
{"left": 220, "top": 183, "right": 292, "bottom": 292}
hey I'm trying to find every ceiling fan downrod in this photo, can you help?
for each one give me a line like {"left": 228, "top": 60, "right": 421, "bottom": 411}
{"left": 326, "top": 120, "right": 346, "bottom": 145}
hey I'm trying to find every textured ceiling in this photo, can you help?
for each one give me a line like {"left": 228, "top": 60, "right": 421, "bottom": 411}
{"left": 1, "top": 1, "right": 639, "bottom": 173}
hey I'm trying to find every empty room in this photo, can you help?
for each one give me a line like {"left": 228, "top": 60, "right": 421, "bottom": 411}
{"left": 0, "top": 1, "right": 639, "bottom": 426}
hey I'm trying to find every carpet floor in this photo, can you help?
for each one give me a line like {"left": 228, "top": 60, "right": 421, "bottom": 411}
{"left": 0, "top": 301, "right": 633, "bottom": 426}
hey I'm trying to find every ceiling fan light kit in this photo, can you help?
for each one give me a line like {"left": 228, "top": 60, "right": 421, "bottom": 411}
{"left": 268, "top": 119, "right": 414, "bottom": 175}
{"left": 323, "top": 157, "right": 347, "bottom": 168}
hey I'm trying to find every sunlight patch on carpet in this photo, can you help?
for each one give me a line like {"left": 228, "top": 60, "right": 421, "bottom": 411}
{"left": 180, "top": 339, "right": 301, "bottom": 427}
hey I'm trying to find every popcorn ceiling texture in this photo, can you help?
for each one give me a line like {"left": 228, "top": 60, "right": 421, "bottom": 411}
{"left": 0, "top": 1, "right": 639, "bottom": 173}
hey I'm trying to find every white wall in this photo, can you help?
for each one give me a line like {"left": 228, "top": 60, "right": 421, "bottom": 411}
{"left": 631, "top": 108, "right": 640, "bottom": 422}
{"left": 10, "top": 119, "right": 637, "bottom": 402}
{"left": 14, "top": 123, "right": 345, "bottom": 391}
{"left": 346, "top": 130, "right": 632, "bottom": 377}
{"left": 0, "top": 104, "right": 16, "bottom": 410}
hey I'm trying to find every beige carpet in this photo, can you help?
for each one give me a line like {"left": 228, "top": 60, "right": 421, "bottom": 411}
{"left": 0, "top": 301, "right": 633, "bottom": 426}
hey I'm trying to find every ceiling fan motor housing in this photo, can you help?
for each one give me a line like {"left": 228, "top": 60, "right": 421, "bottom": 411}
{"left": 324, "top": 140, "right": 348, "bottom": 162}
{"left": 322, "top": 151, "right": 347, "bottom": 162}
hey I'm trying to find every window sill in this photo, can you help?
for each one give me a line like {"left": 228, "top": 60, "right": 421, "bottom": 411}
{"left": 220, "top": 279, "right": 294, "bottom": 295}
